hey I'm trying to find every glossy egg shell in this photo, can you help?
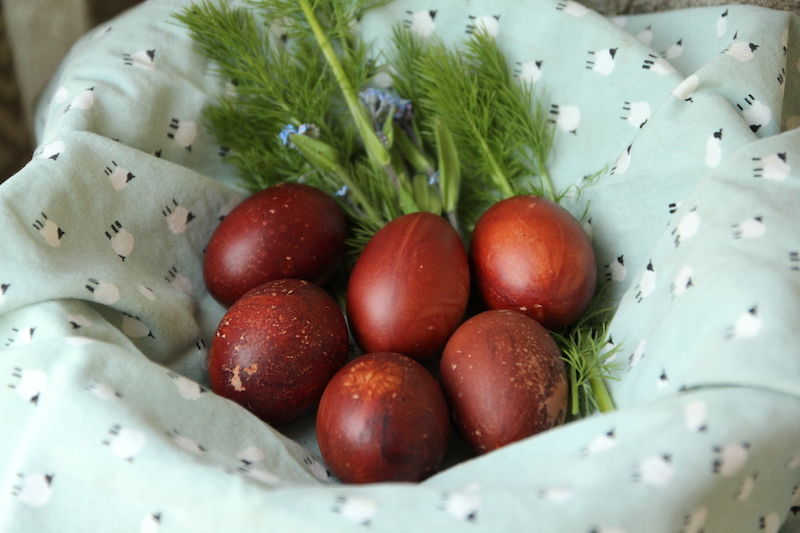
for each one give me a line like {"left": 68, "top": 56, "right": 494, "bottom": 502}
{"left": 469, "top": 194, "right": 597, "bottom": 330}
{"left": 316, "top": 352, "right": 450, "bottom": 483}
{"left": 203, "top": 183, "right": 348, "bottom": 306}
{"left": 439, "top": 309, "right": 568, "bottom": 455}
{"left": 346, "top": 212, "right": 470, "bottom": 363}
{"left": 208, "top": 279, "right": 349, "bottom": 426}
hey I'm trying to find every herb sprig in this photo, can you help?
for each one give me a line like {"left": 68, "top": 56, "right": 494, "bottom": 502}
{"left": 388, "top": 27, "right": 557, "bottom": 231}
{"left": 175, "top": 0, "right": 403, "bottom": 251}
{"left": 553, "top": 283, "right": 621, "bottom": 417}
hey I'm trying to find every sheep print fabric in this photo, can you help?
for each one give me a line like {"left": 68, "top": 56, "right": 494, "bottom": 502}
{"left": 1, "top": 0, "right": 800, "bottom": 531}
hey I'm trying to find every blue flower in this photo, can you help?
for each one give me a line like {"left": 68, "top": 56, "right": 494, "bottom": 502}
{"left": 279, "top": 123, "right": 319, "bottom": 148}
{"left": 358, "top": 88, "right": 414, "bottom": 131}
{"left": 393, "top": 98, "right": 413, "bottom": 123}
{"left": 279, "top": 124, "right": 298, "bottom": 146}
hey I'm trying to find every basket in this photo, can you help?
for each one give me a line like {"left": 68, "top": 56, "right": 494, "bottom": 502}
{"left": 1, "top": 0, "right": 799, "bottom": 531}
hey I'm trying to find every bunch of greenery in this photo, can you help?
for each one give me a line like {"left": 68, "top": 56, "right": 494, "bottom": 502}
{"left": 174, "top": 0, "right": 618, "bottom": 416}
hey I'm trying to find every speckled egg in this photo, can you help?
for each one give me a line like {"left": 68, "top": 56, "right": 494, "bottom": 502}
{"left": 208, "top": 279, "right": 349, "bottom": 425}
{"left": 316, "top": 352, "right": 450, "bottom": 483}
{"left": 439, "top": 309, "right": 568, "bottom": 454}
{"left": 203, "top": 183, "right": 348, "bottom": 306}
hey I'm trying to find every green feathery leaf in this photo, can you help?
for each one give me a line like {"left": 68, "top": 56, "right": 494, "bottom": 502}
{"left": 387, "top": 26, "right": 557, "bottom": 232}
{"left": 552, "top": 283, "right": 621, "bottom": 417}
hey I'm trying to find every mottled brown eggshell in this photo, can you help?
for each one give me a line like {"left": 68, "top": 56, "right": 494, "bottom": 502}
{"left": 439, "top": 309, "right": 568, "bottom": 455}
{"left": 204, "top": 182, "right": 348, "bottom": 306}
{"left": 346, "top": 212, "right": 470, "bottom": 363}
{"left": 208, "top": 279, "right": 349, "bottom": 426}
{"left": 316, "top": 352, "right": 450, "bottom": 484}
{"left": 469, "top": 194, "right": 597, "bottom": 331}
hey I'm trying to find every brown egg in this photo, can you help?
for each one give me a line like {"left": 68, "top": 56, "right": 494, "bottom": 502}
{"left": 208, "top": 279, "right": 349, "bottom": 426}
{"left": 469, "top": 194, "right": 597, "bottom": 330}
{"left": 316, "top": 352, "right": 450, "bottom": 483}
{"left": 346, "top": 212, "right": 470, "bottom": 363}
{"left": 439, "top": 309, "right": 568, "bottom": 455}
{"left": 203, "top": 182, "right": 348, "bottom": 306}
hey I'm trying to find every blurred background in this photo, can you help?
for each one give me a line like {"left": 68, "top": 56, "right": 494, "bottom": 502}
{"left": 0, "top": 0, "right": 140, "bottom": 183}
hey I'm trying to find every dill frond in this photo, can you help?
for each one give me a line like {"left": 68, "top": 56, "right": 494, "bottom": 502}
{"left": 415, "top": 37, "right": 514, "bottom": 196}
{"left": 175, "top": 2, "right": 326, "bottom": 186}
{"left": 388, "top": 26, "right": 557, "bottom": 232}
{"left": 387, "top": 25, "right": 430, "bottom": 137}
{"left": 460, "top": 32, "right": 555, "bottom": 199}
{"left": 552, "top": 283, "right": 621, "bottom": 417}
{"left": 175, "top": 1, "right": 264, "bottom": 70}
{"left": 554, "top": 166, "right": 611, "bottom": 206}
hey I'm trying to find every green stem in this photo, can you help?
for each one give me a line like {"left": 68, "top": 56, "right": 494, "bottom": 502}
{"left": 469, "top": 121, "right": 515, "bottom": 199}
{"left": 298, "top": 0, "right": 390, "bottom": 167}
{"left": 334, "top": 167, "right": 384, "bottom": 226}
{"left": 539, "top": 168, "right": 556, "bottom": 202}
{"left": 446, "top": 209, "right": 462, "bottom": 238}
{"left": 384, "top": 160, "right": 401, "bottom": 190}
{"left": 289, "top": 132, "right": 384, "bottom": 226}
{"left": 394, "top": 123, "right": 434, "bottom": 175}
{"left": 590, "top": 376, "right": 615, "bottom": 413}
{"left": 570, "top": 365, "right": 580, "bottom": 416}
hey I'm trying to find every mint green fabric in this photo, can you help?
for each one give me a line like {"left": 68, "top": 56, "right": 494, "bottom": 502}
{"left": 2, "top": 0, "right": 800, "bottom": 531}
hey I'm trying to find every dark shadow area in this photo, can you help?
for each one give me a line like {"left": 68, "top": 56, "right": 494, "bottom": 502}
{"left": 0, "top": 0, "right": 143, "bottom": 185}
{"left": 0, "top": 5, "right": 33, "bottom": 184}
